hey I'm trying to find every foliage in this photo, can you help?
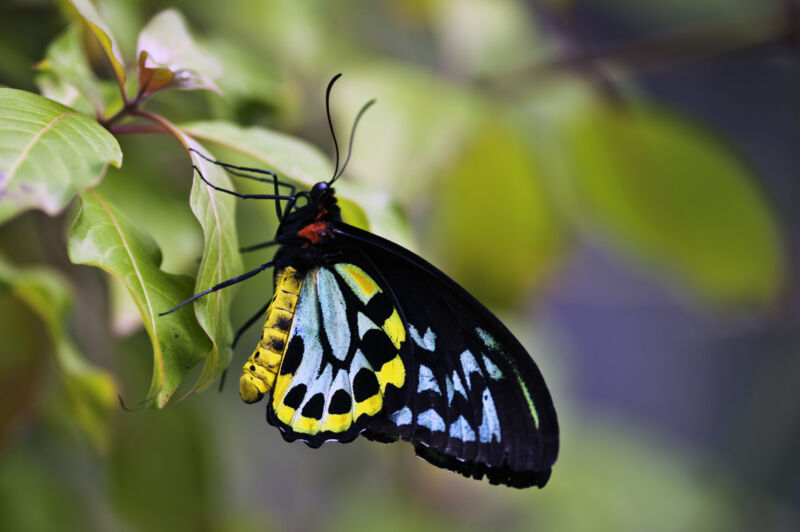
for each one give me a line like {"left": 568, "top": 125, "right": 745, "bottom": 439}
{"left": 0, "top": 1, "right": 794, "bottom": 531}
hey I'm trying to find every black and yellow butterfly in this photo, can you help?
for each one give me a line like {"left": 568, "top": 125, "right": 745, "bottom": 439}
{"left": 163, "top": 75, "right": 559, "bottom": 488}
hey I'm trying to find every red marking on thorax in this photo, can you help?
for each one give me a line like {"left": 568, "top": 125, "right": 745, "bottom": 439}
{"left": 297, "top": 221, "right": 327, "bottom": 243}
{"left": 296, "top": 204, "right": 329, "bottom": 244}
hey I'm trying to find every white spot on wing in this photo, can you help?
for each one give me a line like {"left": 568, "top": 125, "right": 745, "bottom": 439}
{"left": 409, "top": 324, "right": 436, "bottom": 351}
{"left": 348, "top": 349, "right": 373, "bottom": 385}
{"left": 390, "top": 406, "right": 412, "bottom": 426}
{"left": 444, "top": 375, "right": 454, "bottom": 403}
{"left": 297, "top": 363, "right": 333, "bottom": 425}
{"left": 478, "top": 388, "right": 501, "bottom": 443}
{"left": 452, "top": 371, "right": 467, "bottom": 400}
{"left": 417, "top": 409, "right": 445, "bottom": 432}
{"left": 357, "top": 311, "right": 378, "bottom": 338}
{"left": 449, "top": 415, "right": 476, "bottom": 442}
{"left": 459, "top": 350, "right": 482, "bottom": 388}
{"left": 476, "top": 327, "right": 500, "bottom": 350}
{"left": 317, "top": 268, "right": 349, "bottom": 361}
{"left": 417, "top": 365, "right": 441, "bottom": 394}
{"left": 482, "top": 355, "right": 503, "bottom": 380}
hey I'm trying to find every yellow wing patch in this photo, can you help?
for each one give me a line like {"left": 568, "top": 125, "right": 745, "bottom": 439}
{"left": 265, "top": 263, "right": 408, "bottom": 442}
{"left": 337, "top": 263, "right": 379, "bottom": 299}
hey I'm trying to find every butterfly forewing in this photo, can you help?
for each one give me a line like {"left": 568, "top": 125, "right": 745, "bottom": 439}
{"left": 263, "top": 263, "right": 410, "bottom": 447}
{"left": 336, "top": 224, "right": 559, "bottom": 488}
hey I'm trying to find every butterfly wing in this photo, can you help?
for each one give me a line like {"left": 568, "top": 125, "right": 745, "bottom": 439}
{"left": 265, "top": 263, "right": 412, "bottom": 448}
{"left": 334, "top": 224, "right": 559, "bottom": 488}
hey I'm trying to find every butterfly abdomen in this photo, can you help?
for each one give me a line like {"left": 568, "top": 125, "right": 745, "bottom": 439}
{"left": 239, "top": 267, "right": 304, "bottom": 403}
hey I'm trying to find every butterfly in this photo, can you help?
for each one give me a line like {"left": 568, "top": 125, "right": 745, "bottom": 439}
{"left": 162, "top": 74, "right": 559, "bottom": 488}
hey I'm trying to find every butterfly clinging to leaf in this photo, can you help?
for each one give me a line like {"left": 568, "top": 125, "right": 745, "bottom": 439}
{"left": 162, "top": 74, "right": 559, "bottom": 488}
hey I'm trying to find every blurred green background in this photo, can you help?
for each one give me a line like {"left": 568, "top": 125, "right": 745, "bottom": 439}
{"left": 1, "top": 0, "right": 799, "bottom": 530}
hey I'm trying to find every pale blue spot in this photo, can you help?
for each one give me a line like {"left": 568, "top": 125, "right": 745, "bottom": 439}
{"left": 292, "top": 269, "right": 319, "bottom": 341}
{"left": 478, "top": 388, "right": 501, "bottom": 443}
{"left": 482, "top": 355, "right": 503, "bottom": 380}
{"left": 357, "top": 311, "right": 378, "bottom": 338}
{"left": 449, "top": 415, "right": 476, "bottom": 442}
{"left": 390, "top": 406, "right": 412, "bottom": 426}
{"left": 444, "top": 375, "right": 454, "bottom": 403}
{"left": 299, "top": 363, "right": 333, "bottom": 424}
{"left": 285, "top": 270, "right": 323, "bottom": 399}
{"left": 317, "top": 268, "right": 349, "bottom": 361}
{"left": 409, "top": 324, "right": 436, "bottom": 351}
{"left": 327, "top": 368, "right": 352, "bottom": 419}
{"left": 348, "top": 349, "right": 374, "bottom": 389}
{"left": 417, "top": 365, "right": 441, "bottom": 394}
{"left": 476, "top": 327, "right": 499, "bottom": 350}
{"left": 460, "top": 350, "right": 482, "bottom": 388}
{"left": 417, "top": 409, "right": 445, "bottom": 432}
{"left": 452, "top": 371, "right": 467, "bottom": 400}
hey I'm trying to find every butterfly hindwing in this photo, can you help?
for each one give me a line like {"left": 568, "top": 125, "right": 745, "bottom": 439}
{"left": 266, "top": 263, "right": 410, "bottom": 447}
{"left": 336, "top": 224, "right": 559, "bottom": 488}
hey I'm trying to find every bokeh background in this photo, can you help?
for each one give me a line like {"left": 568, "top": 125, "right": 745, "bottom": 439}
{"left": 1, "top": 1, "right": 799, "bottom": 531}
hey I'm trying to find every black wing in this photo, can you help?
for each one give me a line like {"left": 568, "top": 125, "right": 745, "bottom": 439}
{"left": 333, "top": 224, "right": 559, "bottom": 488}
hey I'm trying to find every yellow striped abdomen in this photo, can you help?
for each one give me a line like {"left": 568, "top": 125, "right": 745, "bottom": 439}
{"left": 239, "top": 267, "right": 304, "bottom": 403}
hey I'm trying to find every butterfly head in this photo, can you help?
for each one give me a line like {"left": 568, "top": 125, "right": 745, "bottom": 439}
{"left": 310, "top": 181, "right": 331, "bottom": 201}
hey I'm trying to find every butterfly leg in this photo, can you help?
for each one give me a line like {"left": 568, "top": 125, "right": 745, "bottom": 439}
{"left": 192, "top": 165, "right": 294, "bottom": 202}
{"left": 189, "top": 149, "right": 297, "bottom": 218}
{"left": 159, "top": 260, "right": 275, "bottom": 316}
{"left": 239, "top": 240, "right": 278, "bottom": 253}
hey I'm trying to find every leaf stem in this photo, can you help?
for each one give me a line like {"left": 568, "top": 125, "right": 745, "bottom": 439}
{"left": 130, "top": 109, "right": 190, "bottom": 152}
{"left": 108, "top": 124, "right": 166, "bottom": 136}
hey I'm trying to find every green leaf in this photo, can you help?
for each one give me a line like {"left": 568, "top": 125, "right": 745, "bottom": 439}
{"left": 136, "top": 9, "right": 221, "bottom": 97}
{"left": 35, "top": 26, "right": 104, "bottom": 116}
{"left": 0, "top": 89, "right": 122, "bottom": 224}
{"left": 67, "top": 190, "right": 211, "bottom": 408}
{"left": 182, "top": 135, "right": 243, "bottom": 396}
{"left": 432, "top": 0, "right": 546, "bottom": 77}
{"left": 69, "top": 0, "right": 127, "bottom": 89}
{"left": 179, "top": 120, "right": 333, "bottom": 186}
{"left": 94, "top": 135, "right": 204, "bottom": 275}
{"left": 566, "top": 104, "right": 785, "bottom": 306}
{"left": 179, "top": 120, "right": 411, "bottom": 243}
{"left": 329, "top": 64, "right": 482, "bottom": 202}
{"left": 179, "top": 119, "right": 416, "bottom": 258}
{"left": 427, "top": 115, "right": 564, "bottom": 307}
{"left": 0, "top": 253, "right": 117, "bottom": 452}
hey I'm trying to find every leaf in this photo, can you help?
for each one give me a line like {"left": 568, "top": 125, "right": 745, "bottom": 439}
{"left": 328, "top": 64, "right": 482, "bottom": 203}
{"left": 181, "top": 135, "right": 243, "bottom": 396}
{"left": 136, "top": 9, "right": 221, "bottom": 97}
{"left": 432, "top": 0, "right": 546, "bottom": 77}
{"left": 69, "top": 0, "right": 127, "bottom": 89}
{"left": 35, "top": 26, "right": 104, "bottom": 115}
{"left": 67, "top": 190, "right": 211, "bottom": 408}
{"left": 427, "top": 115, "right": 564, "bottom": 307}
{"left": 0, "top": 89, "right": 122, "bottom": 224}
{"left": 0, "top": 252, "right": 117, "bottom": 452}
{"left": 179, "top": 120, "right": 333, "bottom": 186}
{"left": 180, "top": 119, "right": 414, "bottom": 253}
{"left": 566, "top": 104, "right": 785, "bottom": 306}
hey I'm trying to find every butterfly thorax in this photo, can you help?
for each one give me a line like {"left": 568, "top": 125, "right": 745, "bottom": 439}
{"left": 273, "top": 183, "right": 342, "bottom": 272}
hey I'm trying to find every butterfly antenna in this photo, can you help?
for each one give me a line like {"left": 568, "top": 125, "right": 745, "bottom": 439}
{"left": 331, "top": 98, "right": 376, "bottom": 184}
{"left": 326, "top": 73, "right": 343, "bottom": 181}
